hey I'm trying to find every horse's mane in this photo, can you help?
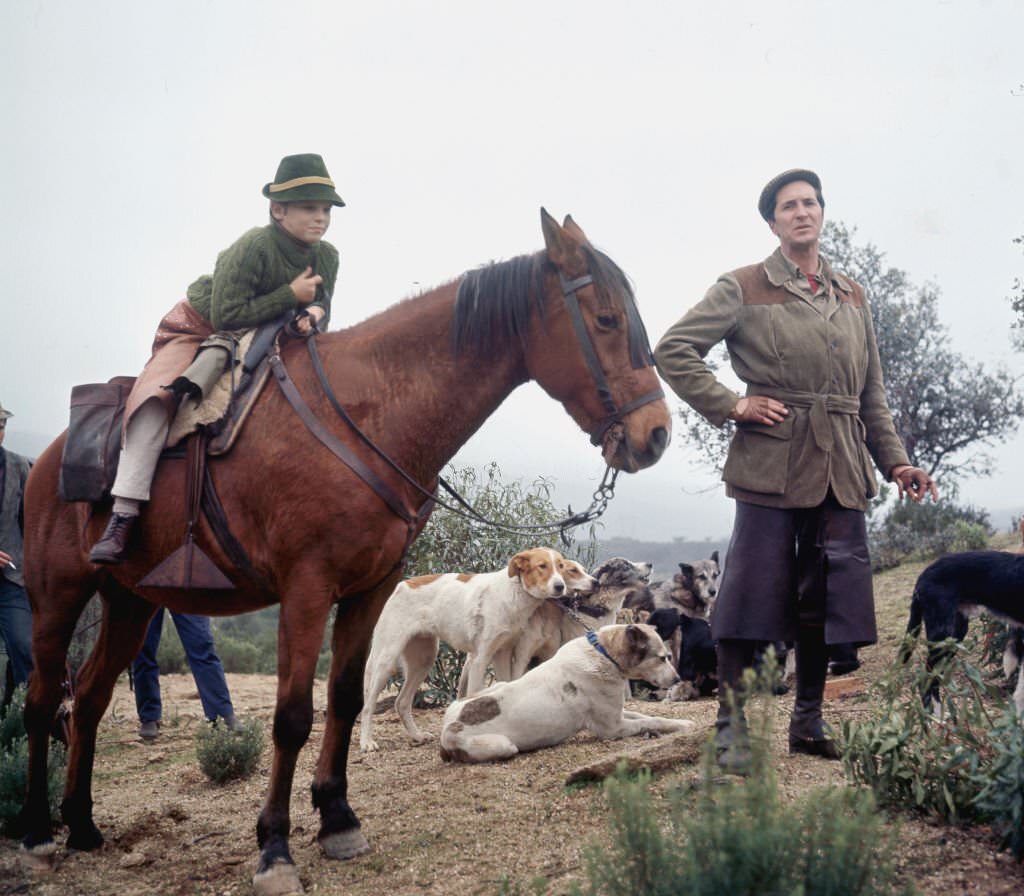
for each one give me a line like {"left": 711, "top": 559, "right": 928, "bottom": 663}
{"left": 452, "top": 245, "right": 649, "bottom": 363}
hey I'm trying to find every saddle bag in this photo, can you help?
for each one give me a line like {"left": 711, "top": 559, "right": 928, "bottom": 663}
{"left": 58, "top": 377, "right": 135, "bottom": 503}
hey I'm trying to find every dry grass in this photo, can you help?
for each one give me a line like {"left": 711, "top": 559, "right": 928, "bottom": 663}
{"left": 2, "top": 546, "right": 1024, "bottom": 895}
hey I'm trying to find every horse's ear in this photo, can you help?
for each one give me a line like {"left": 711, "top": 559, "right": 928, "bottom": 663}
{"left": 541, "top": 207, "right": 585, "bottom": 269}
{"left": 562, "top": 214, "right": 589, "bottom": 245}
{"left": 540, "top": 207, "right": 567, "bottom": 263}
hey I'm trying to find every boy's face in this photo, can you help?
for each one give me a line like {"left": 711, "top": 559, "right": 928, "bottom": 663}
{"left": 271, "top": 201, "right": 332, "bottom": 245}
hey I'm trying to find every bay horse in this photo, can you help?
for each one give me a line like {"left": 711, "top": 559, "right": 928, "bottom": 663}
{"left": 19, "top": 210, "right": 671, "bottom": 894}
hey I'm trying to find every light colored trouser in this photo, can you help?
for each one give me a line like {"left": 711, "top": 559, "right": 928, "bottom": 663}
{"left": 110, "top": 397, "right": 170, "bottom": 504}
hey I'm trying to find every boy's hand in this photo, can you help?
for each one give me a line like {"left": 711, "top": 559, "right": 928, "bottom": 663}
{"left": 290, "top": 267, "right": 323, "bottom": 304}
{"left": 295, "top": 306, "right": 326, "bottom": 335}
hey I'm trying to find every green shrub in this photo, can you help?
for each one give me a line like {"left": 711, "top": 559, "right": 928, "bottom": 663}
{"left": 842, "top": 633, "right": 1024, "bottom": 859}
{"left": 969, "top": 707, "right": 1024, "bottom": 859}
{"left": 868, "top": 496, "right": 992, "bottom": 571}
{"left": 501, "top": 662, "right": 912, "bottom": 895}
{"left": 195, "top": 718, "right": 265, "bottom": 784}
{"left": 576, "top": 765, "right": 910, "bottom": 895}
{"left": 214, "top": 635, "right": 264, "bottom": 674}
{"left": 0, "top": 686, "right": 65, "bottom": 837}
{"left": 412, "top": 642, "right": 465, "bottom": 709}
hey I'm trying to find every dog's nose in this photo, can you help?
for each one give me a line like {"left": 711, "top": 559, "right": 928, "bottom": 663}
{"left": 553, "top": 581, "right": 565, "bottom": 595}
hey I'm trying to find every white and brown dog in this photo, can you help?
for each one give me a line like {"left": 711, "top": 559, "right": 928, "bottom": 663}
{"left": 360, "top": 547, "right": 575, "bottom": 752}
{"left": 489, "top": 556, "right": 652, "bottom": 683}
{"left": 439, "top": 624, "right": 695, "bottom": 763}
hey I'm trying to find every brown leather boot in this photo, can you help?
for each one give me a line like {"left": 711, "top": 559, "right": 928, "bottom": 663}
{"left": 788, "top": 630, "right": 840, "bottom": 760}
{"left": 88, "top": 513, "right": 138, "bottom": 565}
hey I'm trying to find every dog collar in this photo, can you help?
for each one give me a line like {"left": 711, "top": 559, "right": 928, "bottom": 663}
{"left": 586, "top": 630, "right": 625, "bottom": 675}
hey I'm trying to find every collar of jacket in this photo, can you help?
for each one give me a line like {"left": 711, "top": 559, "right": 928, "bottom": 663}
{"left": 764, "top": 247, "right": 854, "bottom": 296}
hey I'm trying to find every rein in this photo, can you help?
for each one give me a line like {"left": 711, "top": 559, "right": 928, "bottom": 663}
{"left": 269, "top": 261, "right": 663, "bottom": 540}
{"left": 270, "top": 334, "right": 620, "bottom": 540}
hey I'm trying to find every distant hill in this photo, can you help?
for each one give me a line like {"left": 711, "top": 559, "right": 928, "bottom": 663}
{"left": 595, "top": 535, "right": 728, "bottom": 581}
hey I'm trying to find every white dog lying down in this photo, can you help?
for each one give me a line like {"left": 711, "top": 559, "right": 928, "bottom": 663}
{"left": 439, "top": 624, "right": 695, "bottom": 763}
{"left": 361, "top": 547, "right": 588, "bottom": 752}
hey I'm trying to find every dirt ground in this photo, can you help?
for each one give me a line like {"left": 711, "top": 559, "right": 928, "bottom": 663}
{"left": 3, "top": 557, "right": 1024, "bottom": 896}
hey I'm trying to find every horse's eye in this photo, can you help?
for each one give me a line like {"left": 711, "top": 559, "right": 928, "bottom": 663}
{"left": 595, "top": 313, "right": 619, "bottom": 330}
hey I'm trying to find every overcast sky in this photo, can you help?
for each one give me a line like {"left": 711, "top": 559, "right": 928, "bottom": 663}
{"left": 2, "top": 0, "right": 1022, "bottom": 542}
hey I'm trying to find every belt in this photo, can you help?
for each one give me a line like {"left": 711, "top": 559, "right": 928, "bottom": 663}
{"left": 748, "top": 386, "right": 860, "bottom": 452}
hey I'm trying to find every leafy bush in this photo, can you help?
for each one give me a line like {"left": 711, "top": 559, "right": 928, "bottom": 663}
{"left": 412, "top": 642, "right": 465, "bottom": 709}
{"left": 195, "top": 718, "right": 265, "bottom": 784}
{"left": 407, "top": 462, "right": 598, "bottom": 577}
{"left": 0, "top": 686, "right": 65, "bottom": 837}
{"left": 501, "top": 662, "right": 912, "bottom": 895}
{"left": 578, "top": 770, "right": 910, "bottom": 896}
{"left": 868, "top": 494, "right": 992, "bottom": 570}
{"left": 842, "top": 633, "right": 1024, "bottom": 858}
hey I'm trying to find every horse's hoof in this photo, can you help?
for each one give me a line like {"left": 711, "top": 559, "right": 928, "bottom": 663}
{"left": 66, "top": 823, "right": 104, "bottom": 852}
{"left": 252, "top": 858, "right": 304, "bottom": 896}
{"left": 19, "top": 841, "right": 58, "bottom": 873}
{"left": 319, "top": 827, "right": 371, "bottom": 861}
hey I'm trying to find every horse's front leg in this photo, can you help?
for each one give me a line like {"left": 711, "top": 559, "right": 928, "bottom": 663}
{"left": 19, "top": 582, "right": 96, "bottom": 867}
{"left": 253, "top": 586, "right": 332, "bottom": 896}
{"left": 312, "top": 571, "right": 403, "bottom": 861}
{"left": 61, "top": 582, "right": 156, "bottom": 852}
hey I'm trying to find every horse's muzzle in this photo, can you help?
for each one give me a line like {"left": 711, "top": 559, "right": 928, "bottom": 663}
{"left": 602, "top": 421, "right": 670, "bottom": 472}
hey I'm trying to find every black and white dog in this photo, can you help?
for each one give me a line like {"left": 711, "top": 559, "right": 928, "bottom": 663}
{"left": 905, "top": 550, "right": 1024, "bottom": 713}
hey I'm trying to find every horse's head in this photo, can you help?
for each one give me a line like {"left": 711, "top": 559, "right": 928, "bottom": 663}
{"left": 530, "top": 209, "right": 671, "bottom": 472}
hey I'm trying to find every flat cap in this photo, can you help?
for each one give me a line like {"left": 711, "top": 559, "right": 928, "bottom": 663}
{"left": 758, "top": 168, "right": 822, "bottom": 221}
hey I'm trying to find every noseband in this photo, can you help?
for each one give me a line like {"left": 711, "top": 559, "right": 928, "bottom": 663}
{"left": 558, "top": 272, "right": 664, "bottom": 447}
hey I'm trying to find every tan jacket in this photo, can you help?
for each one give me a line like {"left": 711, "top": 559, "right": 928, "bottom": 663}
{"left": 654, "top": 249, "right": 909, "bottom": 511}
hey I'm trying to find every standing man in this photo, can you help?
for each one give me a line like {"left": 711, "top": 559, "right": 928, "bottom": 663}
{"left": 0, "top": 401, "right": 33, "bottom": 707}
{"left": 132, "top": 609, "right": 239, "bottom": 740}
{"left": 654, "top": 169, "right": 937, "bottom": 772}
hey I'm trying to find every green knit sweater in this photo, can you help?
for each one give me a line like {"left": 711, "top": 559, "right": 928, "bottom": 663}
{"left": 187, "top": 224, "right": 338, "bottom": 330}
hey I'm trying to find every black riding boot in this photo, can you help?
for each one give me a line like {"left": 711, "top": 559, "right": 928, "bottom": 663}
{"left": 715, "top": 638, "right": 755, "bottom": 773}
{"left": 788, "top": 629, "right": 840, "bottom": 759}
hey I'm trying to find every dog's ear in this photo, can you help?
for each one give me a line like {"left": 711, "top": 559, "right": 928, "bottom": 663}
{"left": 507, "top": 551, "right": 529, "bottom": 579}
{"left": 711, "top": 550, "right": 720, "bottom": 567}
{"left": 625, "top": 624, "right": 648, "bottom": 656}
{"left": 677, "top": 563, "right": 694, "bottom": 586}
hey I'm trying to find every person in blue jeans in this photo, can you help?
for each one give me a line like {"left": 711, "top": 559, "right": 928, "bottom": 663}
{"left": 132, "top": 609, "right": 238, "bottom": 740}
{"left": 0, "top": 401, "right": 33, "bottom": 709}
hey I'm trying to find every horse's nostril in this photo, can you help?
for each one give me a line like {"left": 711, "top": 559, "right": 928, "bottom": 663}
{"left": 649, "top": 426, "right": 669, "bottom": 458}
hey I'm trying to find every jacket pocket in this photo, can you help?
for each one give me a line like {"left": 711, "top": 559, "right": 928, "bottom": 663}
{"left": 722, "top": 413, "right": 795, "bottom": 496}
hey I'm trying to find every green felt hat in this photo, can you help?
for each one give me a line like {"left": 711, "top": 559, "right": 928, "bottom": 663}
{"left": 758, "top": 168, "right": 823, "bottom": 222}
{"left": 262, "top": 154, "right": 345, "bottom": 206}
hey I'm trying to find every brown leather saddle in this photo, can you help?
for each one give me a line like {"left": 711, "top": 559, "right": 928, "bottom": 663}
{"left": 60, "top": 318, "right": 284, "bottom": 590}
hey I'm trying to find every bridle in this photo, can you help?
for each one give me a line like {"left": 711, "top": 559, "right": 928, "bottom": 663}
{"left": 267, "top": 263, "right": 664, "bottom": 541}
{"left": 557, "top": 272, "right": 664, "bottom": 447}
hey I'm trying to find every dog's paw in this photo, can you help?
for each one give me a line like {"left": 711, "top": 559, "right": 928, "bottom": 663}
{"left": 359, "top": 739, "right": 379, "bottom": 753}
{"left": 410, "top": 732, "right": 434, "bottom": 745}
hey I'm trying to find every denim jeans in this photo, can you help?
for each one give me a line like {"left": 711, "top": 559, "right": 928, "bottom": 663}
{"left": 131, "top": 609, "right": 234, "bottom": 722}
{"left": 0, "top": 577, "right": 33, "bottom": 688}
